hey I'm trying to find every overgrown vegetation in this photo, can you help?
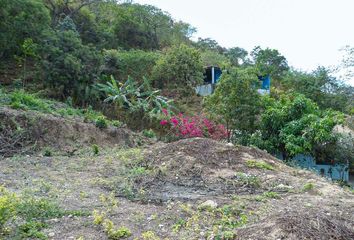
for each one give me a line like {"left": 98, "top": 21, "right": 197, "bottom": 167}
{"left": 0, "top": 185, "right": 84, "bottom": 239}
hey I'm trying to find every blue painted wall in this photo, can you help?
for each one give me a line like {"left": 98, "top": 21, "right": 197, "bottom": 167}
{"left": 258, "top": 75, "right": 271, "bottom": 90}
{"left": 275, "top": 153, "right": 349, "bottom": 182}
{"left": 214, "top": 68, "right": 222, "bottom": 83}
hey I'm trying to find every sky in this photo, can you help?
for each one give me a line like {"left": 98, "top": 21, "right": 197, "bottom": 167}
{"left": 134, "top": 0, "right": 354, "bottom": 85}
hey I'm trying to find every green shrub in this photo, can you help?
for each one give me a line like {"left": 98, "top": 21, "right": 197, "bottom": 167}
{"left": 19, "top": 221, "right": 47, "bottom": 240}
{"left": 95, "top": 116, "right": 108, "bottom": 129}
{"left": 234, "top": 172, "right": 261, "bottom": 188}
{"left": 262, "top": 191, "right": 280, "bottom": 199}
{"left": 142, "top": 129, "right": 156, "bottom": 138}
{"left": 43, "top": 148, "right": 52, "bottom": 157}
{"left": 16, "top": 197, "right": 64, "bottom": 221}
{"left": 112, "top": 120, "right": 123, "bottom": 128}
{"left": 9, "top": 90, "right": 52, "bottom": 113}
{"left": 246, "top": 160, "right": 274, "bottom": 170}
{"left": 92, "top": 144, "right": 99, "bottom": 155}
{"left": 0, "top": 186, "right": 18, "bottom": 233}
{"left": 107, "top": 226, "right": 131, "bottom": 239}
{"left": 302, "top": 182, "right": 315, "bottom": 192}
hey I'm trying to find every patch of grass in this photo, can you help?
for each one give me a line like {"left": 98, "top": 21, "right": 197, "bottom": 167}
{"left": 0, "top": 89, "right": 122, "bottom": 127}
{"left": 0, "top": 186, "right": 86, "bottom": 239}
{"left": 262, "top": 191, "right": 280, "bottom": 199}
{"left": 246, "top": 160, "right": 274, "bottom": 171}
{"left": 172, "top": 218, "right": 186, "bottom": 232}
{"left": 129, "top": 167, "right": 149, "bottom": 177}
{"left": 92, "top": 144, "right": 99, "bottom": 155}
{"left": 302, "top": 182, "right": 315, "bottom": 192}
{"left": 43, "top": 147, "right": 52, "bottom": 157}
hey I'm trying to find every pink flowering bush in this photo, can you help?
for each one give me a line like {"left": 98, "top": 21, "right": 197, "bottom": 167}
{"left": 160, "top": 110, "right": 228, "bottom": 140}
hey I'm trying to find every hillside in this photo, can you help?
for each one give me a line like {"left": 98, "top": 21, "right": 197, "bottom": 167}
{"left": 1, "top": 1, "right": 354, "bottom": 239}
{"left": 0, "top": 107, "right": 353, "bottom": 240}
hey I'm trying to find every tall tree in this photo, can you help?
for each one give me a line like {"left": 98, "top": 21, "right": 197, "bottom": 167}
{"left": 225, "top": 47, "right": 249, "bottom": 67}
{"left": 152, "top": 44, "right": 204, "bottom": 90}
{"left": 251, "top": 46, "right": 289, "bottom": 80}
{"left": 0, "top": 0, "right": 50, "bottom": 59}
{"left": 205, "top": 67, "right": 261, "bottom": 141}
{"left": 254, "top": 94, "right": 343, "bottom": 160}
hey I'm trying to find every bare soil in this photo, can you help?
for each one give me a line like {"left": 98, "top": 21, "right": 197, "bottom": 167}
{"left": 0, "top": 109, "right": 353, "bottom": 239}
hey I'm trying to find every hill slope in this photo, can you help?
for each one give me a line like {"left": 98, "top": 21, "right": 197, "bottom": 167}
{"left": 0, "top": 108, "right": 353, "bottom": 239}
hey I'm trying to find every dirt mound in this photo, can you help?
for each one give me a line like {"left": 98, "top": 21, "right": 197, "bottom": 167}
{"left": 237, "top": 210, "right": 354, "bottom": 240}
{"left": 0, "top": 107, "right": 143, "bottom": 156}
{"left": 128, "top": 138, "right": 300, "bottom": 202}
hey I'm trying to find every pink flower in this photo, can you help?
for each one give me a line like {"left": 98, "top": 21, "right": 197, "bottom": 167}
{"left": 160, "top": 120, "right": 168, "bottom": 125}
{"left": 162, "top": 109, "right": 168, "bottom": 116}
{"left": 171, "top": 117, "right": 179, "bottom": 127}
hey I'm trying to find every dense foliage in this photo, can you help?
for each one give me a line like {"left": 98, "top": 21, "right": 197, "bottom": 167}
{"left": 251, "top": 94, "right": 343, "bottom": 159}
{"left": 152, "top": 44, "right": 204, "bottom": 90}
{"left": 205, "top": 67, "right": 261, "bottom": 141}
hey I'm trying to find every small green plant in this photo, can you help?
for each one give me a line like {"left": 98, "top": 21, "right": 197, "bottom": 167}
{"left": 92, "top": 144, "right": 99, "bottom": 155}
{"left": 19, "top": 221, "right": 47, "bottom": 240}
{"left": 141, "top": 231, "right": 160, "bottom": 240}
{"left": 302, "top": 182, "right": 315, "bottom": 192}
{"left": 0, "top": 186, "right": 18, "bottom": 234}
{"left": 142, "top": 129, "right": 156, "bottom": 138}
{"left": 246, "top": 160, "right": 274, "bottom": 170}
{"left": 95, "top": 116, "right": 108, "bottom": 129}
{"left": 107, "top": 226, "right": 131, "bottom": 239}
{"left": 262, "top": 191, "right": 280, "bottom": 199}
{"left": 102, "top": 219, "right": 131, "bottom": 239}
{"left": 93, "top": 210, "right": 131, "bottom": 239}
{"left": 93, "top": 210, "right": 105, "bottom": 225}
{"left": 111, "top": 120, "right": 123, "bottom": 128}
{"left": 172, "top": 218, "right": 186, "bottom": 232}
{"left": 16, "top": 197, "right": 64, "bottom": 221}
{"left": 235, "top": 172, "right": 261, "bottom": 188}
{"left": 43, "top": 148, "right": 52, "bottom": 157}
{"left": 220, "top": 231, "right": 236, "bottom": 240}
{"left": 129, "top": 167, "right": 149, "bottom": 177}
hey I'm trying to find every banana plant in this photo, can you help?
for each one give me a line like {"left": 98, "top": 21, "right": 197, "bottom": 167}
{"left": 96, "top": 75, "right": 173, "bottom": 118}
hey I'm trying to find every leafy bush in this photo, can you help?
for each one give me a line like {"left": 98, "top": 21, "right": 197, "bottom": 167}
{"left": 93, "top": 211, "right": 131, "bottom": 240}
{"left": 101, "top": 49, "right": 159, "bottom": 82}
{"left": 205, "top": 67, "right": 261, "bottom": 141}
{"left": 152, "top": 44, "right": 204, "bottom": 90}
{"left": 111, "top": 120, "right": 123, "bottom": 128}
{"left": 160, "top": 111, "right": 228, "bottom": 140}
{"left": 142, "top": 129, "right": 156, "bottom": 138}
{"left": 303, "top": 182, "right": 315, "bottom": 192}
{"left": 0, "top": 186, "right": 18, "bottom": 233}
{"left": 95, "top": 116, "right": 108, "bottom": 129}
{"left": 43, "top": 148, "right": 52, "bottom": 157}
{"left": 40, "top": 20, "right": 102, "bottom": 104}
{"left": 92, "top": 144, "right": 99, "bottom": 155}
{"left": 234, "top": 172, "right": 261, "bottom": 188}
{"left": 97, "top": 75, "right": 173, "bottom": 130}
